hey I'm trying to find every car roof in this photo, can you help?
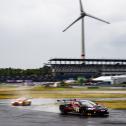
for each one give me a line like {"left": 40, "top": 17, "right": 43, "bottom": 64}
{"left": 58, "top": 99, "right": 92, "bottom": 103}
{"left": 77, "top": 100, "right": 91, "bottom": 102}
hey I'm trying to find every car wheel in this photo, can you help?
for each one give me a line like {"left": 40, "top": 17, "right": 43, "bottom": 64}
{"left": 59, "top": 105, "right": 67, "bottom": 115}
{"left": 80, "top": 107, "right": 87, "bottom": 116}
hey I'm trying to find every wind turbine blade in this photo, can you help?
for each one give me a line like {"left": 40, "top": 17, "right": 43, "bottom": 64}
{"left": 86, "top": 13, "right": 110, "bottom": 24}
{"left": 79, "top": 0, "right": 84, "bottom": 12}
{"left": 63, "top": 16, "right": 83, "bottom": 32}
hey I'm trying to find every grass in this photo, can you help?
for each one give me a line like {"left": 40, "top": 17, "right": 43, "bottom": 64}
{"left": 31, "top": 86, "right": 126, "bottom": 91}
{"left": 0, "top": 86, "right": 126, "bottom": 97}
{"left": 16, "top": 90, "right": 126, "bottom": 99}
{"left": 96, "top": 101, "right": 126, "bottom": 110}
{"left": 0, "top": 85, "right": 126, "bottom": 109}
{"left": 0, "top": 85, "right": 126, "bottom": 99}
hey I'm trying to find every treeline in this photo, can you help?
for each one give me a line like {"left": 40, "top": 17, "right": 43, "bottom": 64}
{"left": 0, "top": 66, "right": 54, "bottom": 82}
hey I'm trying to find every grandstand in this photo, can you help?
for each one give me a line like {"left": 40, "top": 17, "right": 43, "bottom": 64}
{"left": 47, "top": 58, "right": 126, "bottom": 80}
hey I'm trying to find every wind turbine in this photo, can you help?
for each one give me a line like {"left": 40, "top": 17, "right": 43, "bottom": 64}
{"left": 63, "top": 0, "right": 110, "bottom": 59}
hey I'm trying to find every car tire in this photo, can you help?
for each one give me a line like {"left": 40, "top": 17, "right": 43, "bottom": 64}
{"left": 80, "top": 106, "right": 89, "bottom": 116}
{"left": 59, "top": 105, "right": 67, "bottom": 115}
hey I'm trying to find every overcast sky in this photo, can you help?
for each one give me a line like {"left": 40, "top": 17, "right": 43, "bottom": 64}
{"left": 0, "top": 0, "right": 126, "bottom": 69}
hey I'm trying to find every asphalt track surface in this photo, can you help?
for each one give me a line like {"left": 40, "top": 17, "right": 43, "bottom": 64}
{"left": 0, "top": 99, "right": 126, "bottom": 126}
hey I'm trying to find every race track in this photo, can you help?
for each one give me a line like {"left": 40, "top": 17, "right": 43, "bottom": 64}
{"left": 0, "top": 99, "right": 126, "bottom": 126}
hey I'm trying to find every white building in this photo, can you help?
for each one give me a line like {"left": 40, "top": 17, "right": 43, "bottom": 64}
{"left": 112, "top": 75, "right": 126, "bottom": 84}
{"left": 93, "top": 75, "right": 126, "bottom": 84}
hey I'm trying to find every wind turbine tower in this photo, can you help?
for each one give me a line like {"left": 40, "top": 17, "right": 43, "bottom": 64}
{"left": 63, "top": 0, "right": 110, "bottom": 59}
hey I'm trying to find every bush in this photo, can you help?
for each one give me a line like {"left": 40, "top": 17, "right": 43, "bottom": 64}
{"left": 87, "top": 86, "right": 99, "bottom": 89}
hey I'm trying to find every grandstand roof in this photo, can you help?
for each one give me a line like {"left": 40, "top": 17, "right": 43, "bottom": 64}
{"left": 49, "top": 58, "right": 126, "bottom": 62}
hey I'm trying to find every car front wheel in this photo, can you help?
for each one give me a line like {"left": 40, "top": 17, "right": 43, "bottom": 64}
{"left": 79, "top": 107, "right": 87, "bottom": 116}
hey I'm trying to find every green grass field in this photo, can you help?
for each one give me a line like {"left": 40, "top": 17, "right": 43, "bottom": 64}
{"left": 0, "top": 85, "right": 126, "bottom": 109}
{"left": 96, "top": 101, "right": 126, "bottom": 110}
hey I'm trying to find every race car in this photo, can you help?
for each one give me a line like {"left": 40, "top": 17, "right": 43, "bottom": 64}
{"left": 11, "top": 97, "right": 31, "bottom": 106}
{"left": 58, "top": 99, "right": 109, "bottom": 116}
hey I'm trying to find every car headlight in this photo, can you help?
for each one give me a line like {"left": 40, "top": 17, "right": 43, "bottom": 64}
{"left": 87, "top": 108, "right": 94, "bottom": 110}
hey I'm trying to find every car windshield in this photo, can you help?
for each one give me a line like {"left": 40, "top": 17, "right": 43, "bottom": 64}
{"left": 80, "top": 101, "right": 96, "bottom": 107}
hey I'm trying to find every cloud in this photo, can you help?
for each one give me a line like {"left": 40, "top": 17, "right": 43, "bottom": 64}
{"left": 86, "top": 21, "right": 126, "bottom": 59}
{"left": 0, "top": 0, "right": 126, "bottom": 68}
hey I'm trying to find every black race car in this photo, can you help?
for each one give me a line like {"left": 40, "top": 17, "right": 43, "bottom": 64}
{"left": 58, "top": 99, "right": 109, "bottom": 116}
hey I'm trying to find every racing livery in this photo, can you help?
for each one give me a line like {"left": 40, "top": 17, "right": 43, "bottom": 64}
{"left": 58, "top": 99, "right": 109, "bottom": 116}
{"left": 11, "top": 97, "right": 31, "bottom": 106}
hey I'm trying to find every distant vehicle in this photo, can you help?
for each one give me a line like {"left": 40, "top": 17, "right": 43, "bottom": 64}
{"left": 65, "top": 79, "right": 75, "bottom": 84}
{"left": 11, "top": 98, "right": 31, "bottom": 106}
{"left": 42, "top": 82, "right": 60, "bottom": 87}
{"left": 58, "top": 99, "right": 109, "bottom": 116}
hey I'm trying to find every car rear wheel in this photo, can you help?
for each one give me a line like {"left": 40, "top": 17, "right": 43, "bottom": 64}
{"left": 59, "top": 105, "right": 67, "bottom": 115}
